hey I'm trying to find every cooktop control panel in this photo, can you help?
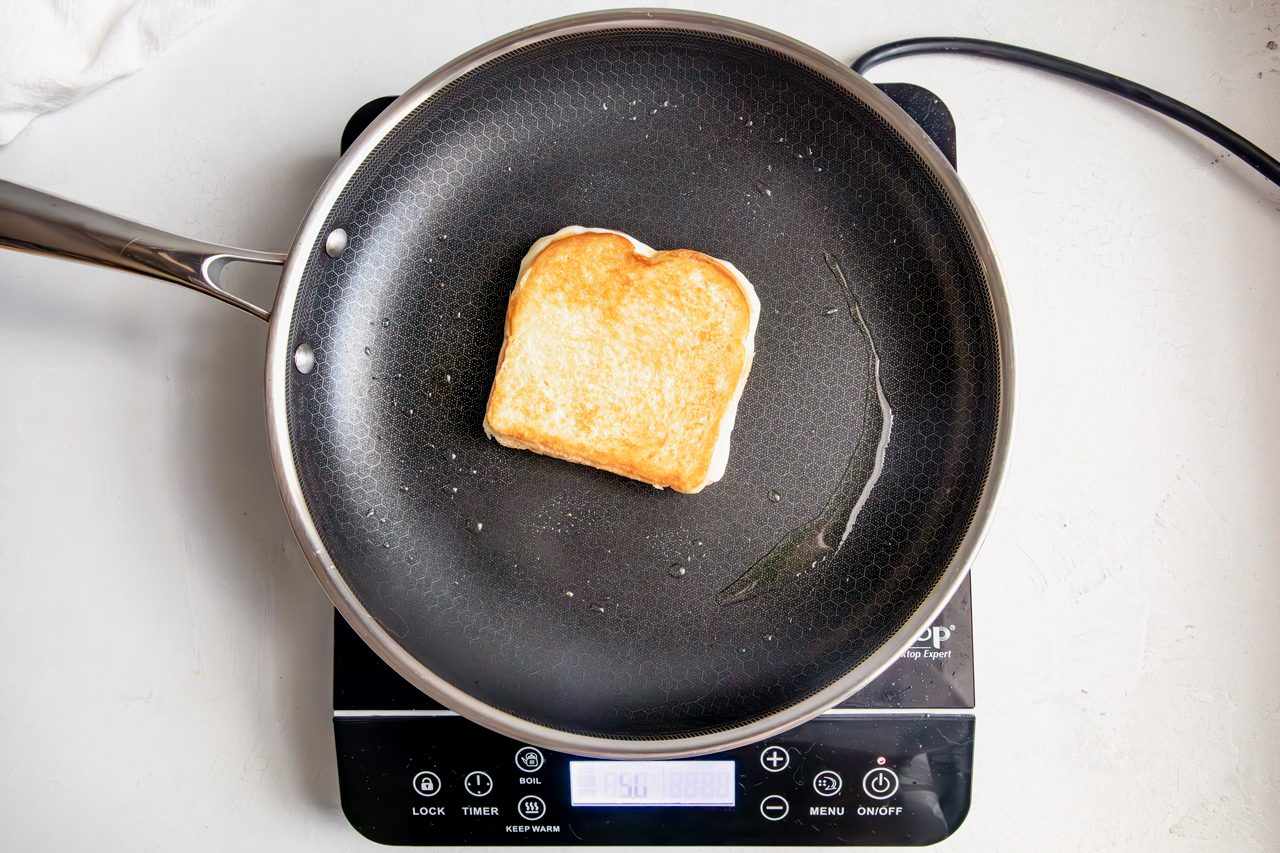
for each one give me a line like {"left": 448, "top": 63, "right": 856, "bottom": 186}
{"left": 334, "top": 713, "right": 973, "bottom": 846}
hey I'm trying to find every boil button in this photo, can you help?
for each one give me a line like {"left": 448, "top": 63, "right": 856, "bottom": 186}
{"left": 515, "top": 747, "right": 545, "bottom": 773}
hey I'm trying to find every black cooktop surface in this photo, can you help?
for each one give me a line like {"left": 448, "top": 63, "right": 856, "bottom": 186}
{"left": 332, "top": 84, "right": 976, "bottom": 846}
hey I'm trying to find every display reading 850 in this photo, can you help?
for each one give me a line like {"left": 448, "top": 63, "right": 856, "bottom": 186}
{"left": 568, "top": 761, "right": 735, "bottom": 807}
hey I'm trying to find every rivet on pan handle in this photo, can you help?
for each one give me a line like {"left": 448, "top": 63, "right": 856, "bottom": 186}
{"left": 0, "top": 180, "right": 285, "bottom": 321}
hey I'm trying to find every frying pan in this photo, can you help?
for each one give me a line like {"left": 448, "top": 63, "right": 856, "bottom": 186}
{"left": 0, "top": 9, "right": 1012, "bottom": 758}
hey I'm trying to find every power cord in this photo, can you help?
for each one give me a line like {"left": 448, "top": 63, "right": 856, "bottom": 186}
{"left": 852, "top": 37, "right": 1280, "bottom": 188}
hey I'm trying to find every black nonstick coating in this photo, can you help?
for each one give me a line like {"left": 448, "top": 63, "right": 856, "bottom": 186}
{"left": 284, "top": 28, "right": 1000, "bottom": 740}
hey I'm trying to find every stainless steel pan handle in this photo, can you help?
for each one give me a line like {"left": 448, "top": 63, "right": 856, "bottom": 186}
{"left": 0, "top": 180, "right": 285, "bottom": 321}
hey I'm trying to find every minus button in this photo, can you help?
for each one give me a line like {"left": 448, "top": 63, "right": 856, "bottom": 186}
{"left": 760, "top": 795, "right": 790, "bottom": 821}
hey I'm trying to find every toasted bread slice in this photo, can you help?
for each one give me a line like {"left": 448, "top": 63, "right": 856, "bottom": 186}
{"left": 483, "top": 227, "right": 759, "bottom": 493}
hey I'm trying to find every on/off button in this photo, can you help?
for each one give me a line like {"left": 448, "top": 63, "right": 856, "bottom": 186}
{"left": 862, "top": 767, "right": 899, "bottom": 800}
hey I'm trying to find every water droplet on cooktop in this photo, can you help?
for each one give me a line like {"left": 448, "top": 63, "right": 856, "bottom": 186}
{"left": 763, "top": 634, "right": 775, "bottom": 642}
{"left": 445, "top": 374, "right": 452, "bottom": 383}
{"left": 400, "top": 485, "right": 410, "bottom": 493}
{"left": 443, "top": 485, "right": 458, "bottom": 495}
{"left": 564, "top": 590, "right": 574, "bottom": 598}
{"left": 768, "top": 489, "right": 782, "bottom": 502}
{"left": 667, "top": 564, "right": 687, "bottom": 578}
{"left": 466, "top": 519, "right": 484, "bottom": 534}
{"left": 363, "top": 346, "right": 371, "bottom": 355}
{"left": 823, "top": 306, "right": 839, "bottom": 316}
{"left": 448, "top": 452, "right": 457, "bottom": 461}
{"left": 381, "top": 317, "right": 390, "bottom": 328}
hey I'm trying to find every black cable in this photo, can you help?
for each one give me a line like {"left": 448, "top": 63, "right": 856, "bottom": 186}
{"left": 852, "top": 37, "right": 1280, "bottom": 188}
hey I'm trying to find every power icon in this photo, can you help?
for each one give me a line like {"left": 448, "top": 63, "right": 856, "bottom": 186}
{"left": 862, "top": 767, "right": 899, "bottom": 800}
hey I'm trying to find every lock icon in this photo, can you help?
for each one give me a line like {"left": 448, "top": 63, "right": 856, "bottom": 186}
{"left": 413, "top": 771, "right": 441, "bottom": 797}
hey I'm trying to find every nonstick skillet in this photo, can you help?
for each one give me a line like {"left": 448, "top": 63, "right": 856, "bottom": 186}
{"left": 0, "top": 9, "right": 1012, "bottom": 758}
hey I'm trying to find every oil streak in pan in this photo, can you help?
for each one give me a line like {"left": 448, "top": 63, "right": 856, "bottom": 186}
{"left": 716, "top": 254, "right": 894, "bottom": 605}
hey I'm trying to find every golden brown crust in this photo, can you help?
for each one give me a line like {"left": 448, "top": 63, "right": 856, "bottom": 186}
{"left": 483, "top": 230, "right": 757, "bottom": 493}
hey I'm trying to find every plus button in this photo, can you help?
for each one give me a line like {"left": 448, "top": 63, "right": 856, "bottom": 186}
{"left": 760, "top": 746, "right": 790, "bottom": 772}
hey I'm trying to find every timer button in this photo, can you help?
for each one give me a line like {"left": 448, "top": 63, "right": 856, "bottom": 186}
{"left": 515, "top": 747, "right": 545, "bottom": 773}
{"left": 759, "top": 745, "right": 790, "bottom": 772}
{"left": 760, "top": 794, "right": 790, "bottom": 821}
{"left": 862, "top": 767, "right": 899, "bottom": 800}
{"left": 464, "top": 770, "right": 493, "bottom": 797}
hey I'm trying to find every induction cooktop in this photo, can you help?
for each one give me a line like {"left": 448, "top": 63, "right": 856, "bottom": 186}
{"left": 331, "top": 84, "right": 975, "bottom": 847}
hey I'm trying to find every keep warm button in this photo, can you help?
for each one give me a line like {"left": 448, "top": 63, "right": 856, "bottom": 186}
{"left": 862, "top": 767, "right": 899, "bottom": 800}
{"left": 517, "top": 795, "right": 546, "bottom": 822}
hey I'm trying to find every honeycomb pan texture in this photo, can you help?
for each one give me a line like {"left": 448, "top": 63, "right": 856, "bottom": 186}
{"left": 285, "top": 29, "right": 1001, "bottom": 739}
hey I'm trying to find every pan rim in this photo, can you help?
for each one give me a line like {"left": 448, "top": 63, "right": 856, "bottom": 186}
{"left": 264, "top": 7, "right": 1015, "bottom": 758}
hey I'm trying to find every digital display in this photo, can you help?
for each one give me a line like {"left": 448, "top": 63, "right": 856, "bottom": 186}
{"left": 569, "top": 761, "right": 736, "bottom": 807}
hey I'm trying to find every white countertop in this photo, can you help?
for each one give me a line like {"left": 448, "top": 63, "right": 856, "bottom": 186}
{"left": 1, "top": 1, "right": 1278, "bottom": 850}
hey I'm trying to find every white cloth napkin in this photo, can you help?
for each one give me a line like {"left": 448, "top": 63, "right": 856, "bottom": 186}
{"left": 0, "top": 0, "right": 224, "bottom": 144}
